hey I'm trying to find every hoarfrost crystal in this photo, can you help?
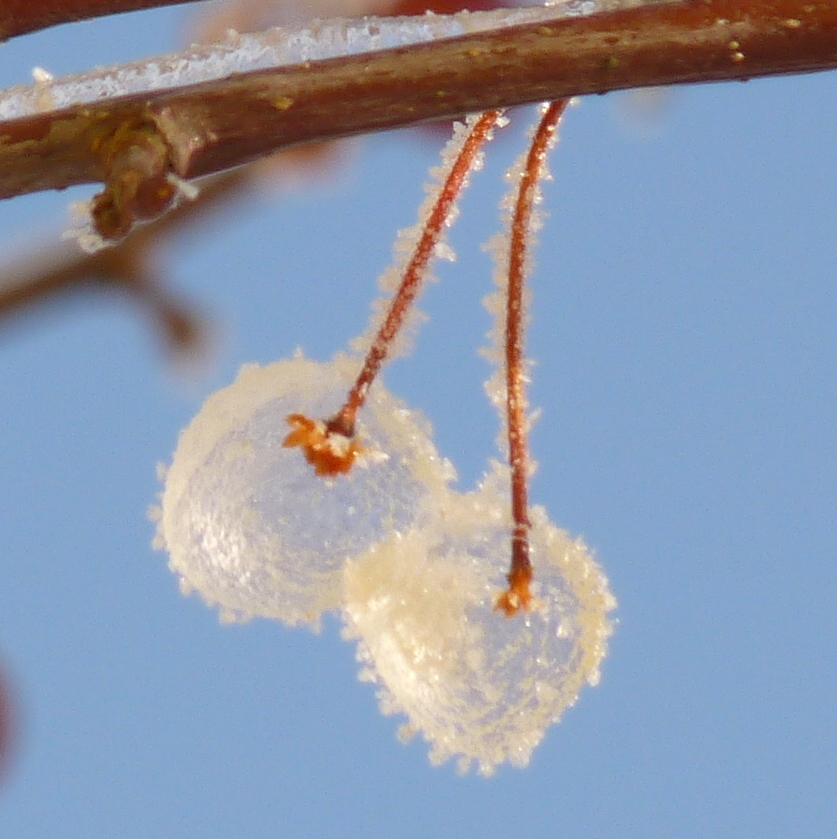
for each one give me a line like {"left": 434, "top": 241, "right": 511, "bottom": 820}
{"left": 0, "top": 2, "right": 630, "bottom": 120}
{"left": 154, "top": 353, "right": 453, "bottom": 627}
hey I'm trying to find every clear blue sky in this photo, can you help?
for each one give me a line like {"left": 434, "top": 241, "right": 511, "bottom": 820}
{"left": 1, "top": 4, "right": 835, "bottom": 837}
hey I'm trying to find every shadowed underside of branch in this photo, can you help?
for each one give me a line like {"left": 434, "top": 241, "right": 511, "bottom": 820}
{"left": 0, "top": 0, "right": 201, "bottom": 40}
{"left": 0, "top": 0, "right": 835, "bottom": 210}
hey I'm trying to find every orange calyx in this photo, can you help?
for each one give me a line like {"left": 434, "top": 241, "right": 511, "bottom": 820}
{"left": 283, "top": 413, "right": 362, "bottom": 477}
{"left": 495, "top": 563, "right": 534, "bottom": 617}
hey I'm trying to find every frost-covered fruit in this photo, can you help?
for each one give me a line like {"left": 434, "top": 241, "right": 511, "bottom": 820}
{"left": 153, "top": 353, "right": 453, "bottom": 627}
{"left": 342, "top": 472, "right": 616, "bottom": 774}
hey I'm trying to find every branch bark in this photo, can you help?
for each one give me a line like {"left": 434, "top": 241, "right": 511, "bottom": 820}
{"left": 0, "top": 0, "right": 202, "bottom": 40}
{"left": 0, "top": 0, "right": 835, "bottom": 206}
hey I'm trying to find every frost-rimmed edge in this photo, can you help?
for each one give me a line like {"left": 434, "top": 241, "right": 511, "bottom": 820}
{"left": 152, "top": 350, "right": 455, "bottom": 560}
{"left": 342, "top": 467, "right": 616, "bottom": 775}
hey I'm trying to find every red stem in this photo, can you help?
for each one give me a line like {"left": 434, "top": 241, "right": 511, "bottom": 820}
{"left": 333, "top": 108, "right": 504, "bottom": 434}
{"left": 501, "top": 99, "right": 568, "bottom": 614}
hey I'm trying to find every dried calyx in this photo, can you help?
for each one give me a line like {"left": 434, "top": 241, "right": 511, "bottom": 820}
{"left": 283, "top": 413, "right": 363, "bottom": 477}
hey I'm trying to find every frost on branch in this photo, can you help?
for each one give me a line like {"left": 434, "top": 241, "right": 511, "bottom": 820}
{"left": 153, "top": 353, "right": 453, "bottom": 627}
{"left": 342, "top": 469, "right": 615, "bottom": 775}
{"left": 0, "top": 2, "right": 612, "bottom": 121}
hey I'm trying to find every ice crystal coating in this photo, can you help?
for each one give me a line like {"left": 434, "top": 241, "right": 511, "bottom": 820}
{"left": 482, "top": 100, "right": 566, "bottom": 452}
{"left": 351, "top": 111, "right": 506, "bottom": 362}
{"left": 343, "top": 469, "right": 616, "bottom": 775}
{"left": 154, "top": 353, "right": 454, "bottom": 627}
{"left": 0, "top": 3, "right": 632, "bottom": 120}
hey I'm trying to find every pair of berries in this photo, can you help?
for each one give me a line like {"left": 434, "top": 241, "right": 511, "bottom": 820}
{"left": 154, "top": 105, "right": 615, "bottom": 774}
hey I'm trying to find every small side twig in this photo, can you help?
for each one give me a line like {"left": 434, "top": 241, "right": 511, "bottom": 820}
{"left": 0, "top": 170, "right": 247, "bottom": 354}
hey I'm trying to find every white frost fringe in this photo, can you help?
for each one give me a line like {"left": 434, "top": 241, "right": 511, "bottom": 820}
{"left": 1, "top": 1, "right": 651, "bottom": 120}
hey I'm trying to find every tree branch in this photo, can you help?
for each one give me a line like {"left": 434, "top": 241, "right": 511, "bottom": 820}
{"left": 0, "top": 0, "right": 203, "bottom": 41}
{"left": 0, "top": 0, "right": 834, "bottom": 216}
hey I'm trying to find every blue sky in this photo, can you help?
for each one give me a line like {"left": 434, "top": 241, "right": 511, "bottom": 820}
{"left": 1, "top": 4, "right": 835, "bottom": 837}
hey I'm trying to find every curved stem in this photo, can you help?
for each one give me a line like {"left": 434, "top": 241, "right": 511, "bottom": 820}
{"left": 335, "top": 108, "right": 504, "bottom": 433}
{"left": 497, "top": 99, "right": 568, "bottom": 616}
{"left": 284, "top": 110, "right": 504, "bottom": 476}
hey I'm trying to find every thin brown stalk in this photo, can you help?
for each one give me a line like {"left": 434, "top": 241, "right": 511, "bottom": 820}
{"left": 282, "top": 109, "right": 503, "bottom": 476}
{"left": 334, "top": 108, "right": 504, "bottom": 435}
{"left": 496, "top": 100, "right": 567, "bottom": 617}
